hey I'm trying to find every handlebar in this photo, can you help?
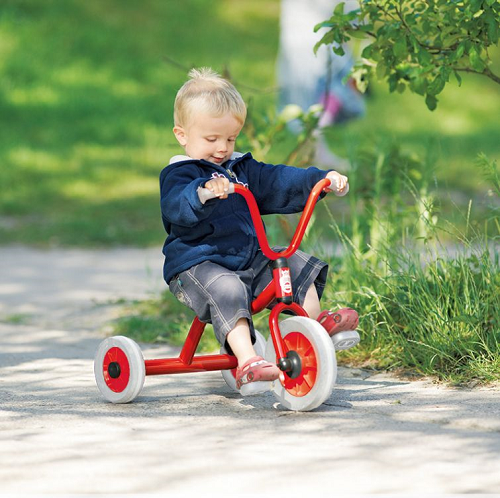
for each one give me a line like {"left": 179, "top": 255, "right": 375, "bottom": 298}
{"left": 197, "top": 178, "right": 340, "bottom": 261}
{"left": 198, "top": 183, "right": 236, "bottom": 204}
{"left": 198, "top": 176, "right": 348, "bottom": 205}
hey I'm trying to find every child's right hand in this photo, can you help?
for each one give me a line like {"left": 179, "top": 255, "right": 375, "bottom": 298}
{"left": 205, "top": 177, "right": 230, "bottom": 199}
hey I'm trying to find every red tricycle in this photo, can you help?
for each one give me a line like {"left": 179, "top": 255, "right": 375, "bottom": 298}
{"left": 94, "top": 178, "right": 360, "bottom": 411}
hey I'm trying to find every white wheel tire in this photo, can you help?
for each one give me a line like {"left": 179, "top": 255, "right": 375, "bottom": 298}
{"left": 265, "top": 316, "right": 337, "bottom": 412}
{"left": 220, "top": 329, "right": 266, "bottom": 392}
{"left": 94, "top": 336, "right": 145, "bottom": 403}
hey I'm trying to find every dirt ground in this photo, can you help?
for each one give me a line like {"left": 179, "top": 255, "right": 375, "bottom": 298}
{"left": 0, "top": 246, "right": 499, "bottom": 496}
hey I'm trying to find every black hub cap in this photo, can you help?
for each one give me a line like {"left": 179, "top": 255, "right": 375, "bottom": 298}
{"left": 278, "top": 350, "right": 302, "bottom": 379}
{"left": 108, "top": 361, "right": 121, "bottom": 379}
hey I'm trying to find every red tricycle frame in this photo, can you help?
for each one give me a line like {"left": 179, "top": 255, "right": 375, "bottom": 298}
{"left": 143, "top": 178, "right": 331, "bottom": 378}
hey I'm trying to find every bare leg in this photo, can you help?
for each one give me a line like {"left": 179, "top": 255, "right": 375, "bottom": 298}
{"left": 227, "top": 317, "right": 280, "bottom": 393}
{"left": 226, "top": 317, "right": 256, "bottom": 367}
{"left": 303, "top": 283, "right": 322, "bottom": 320}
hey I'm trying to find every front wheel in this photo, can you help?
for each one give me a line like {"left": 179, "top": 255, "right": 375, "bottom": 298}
{"left": 265, "top": 316, "right": 336, "bottom": 412}
{"left": 94, "top": 336, "right": 145, "bottom": 403}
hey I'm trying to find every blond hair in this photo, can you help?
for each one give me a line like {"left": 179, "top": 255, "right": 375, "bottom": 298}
{"left": 174, "top": 68, "right": 247, "bottom": 127}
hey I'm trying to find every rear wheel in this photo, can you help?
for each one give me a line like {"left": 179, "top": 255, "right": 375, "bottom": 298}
{"left": 265, "top": 316, "right": 336, "bottom": 411}
{"left": 94, "top": 336, "right": 145, "bottom": 403}
{"left": 220, "top": 330, "right": 266, "bottom": 392}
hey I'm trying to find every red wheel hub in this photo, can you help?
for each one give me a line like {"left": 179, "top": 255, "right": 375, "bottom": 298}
{"left": 281, "top": 332, "right": 317, "bottom": 397}
{"left": 102, "top": 347, "right": 130, "bottom": 393}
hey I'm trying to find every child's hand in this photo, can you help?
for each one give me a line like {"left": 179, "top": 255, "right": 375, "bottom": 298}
{"left": 205, "top": 177, "right": 230, "bottom": 199}
{"left": 325, "top": 171, "right": 349, "bottom": 196}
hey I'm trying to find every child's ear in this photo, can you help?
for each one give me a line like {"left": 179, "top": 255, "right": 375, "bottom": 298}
{"left": 173, "top": 126, "right": 187, "bottom": 146}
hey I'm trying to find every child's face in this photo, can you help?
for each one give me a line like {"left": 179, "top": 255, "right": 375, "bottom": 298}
{"left": 173, "top": 112, "right": 243, "bottom": 165}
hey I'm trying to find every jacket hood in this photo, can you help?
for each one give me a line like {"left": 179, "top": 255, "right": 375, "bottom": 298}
{"left": 169, "top": 151, "right": 245, "bottom": 165}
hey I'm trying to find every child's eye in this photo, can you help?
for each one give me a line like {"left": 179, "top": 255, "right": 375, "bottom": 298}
{"left": 228, "top": 138, "right": 236, "bottom": 142}
{"left": 205, "top": 138, "right": 216, "bottom": 143}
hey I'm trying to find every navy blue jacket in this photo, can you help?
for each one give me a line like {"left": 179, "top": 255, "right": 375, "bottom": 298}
{"left": 160, "top": 152, "right": 329, "bottom": 284}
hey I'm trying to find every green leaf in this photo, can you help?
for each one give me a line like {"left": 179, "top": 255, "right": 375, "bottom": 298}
{"left": 470, "top": 0, "right": 483, "bottom": 13}
{"left": 345, "top": 11, "right": 359, "bottom": 22}
{"left": 469, "top": 47, "right": 485, "bottom": 72}
{"left": 376, "top": 62, "right": 387, "bottom": 79}
{"left": 454, "top": 70, "right": 462, "bottom": 86}
{"left": 425, "top": 94, "right": 438, "bottom": 111}
{"left": 487, "top": 16, "right": 499, "bottom": 43}
{"left": 334, "top": 2, "right": 345, "bottom": 16}
{"left": 314, "top": 31, "right": 335, "bottom": 54}
{"left": 416, "top": 48, "right": 432, "bottom": 66}
{"left": 350, "top": 29, "right": 368, "bottom": 39}
{"left": 332, "top": 45, "right": 346, "bottom": 56}
{"left": 410, "top": 76, "right": 427, "bottom": 95}
{"left": 393, "top": 36, "right": 408, "bottom": 59}
{"left": 440, "top": 65, "right": 451, "bottom": 83}
{"left": 427, "top": 74, "right": 446, "bottom": 96}
{"left": 388, "top": 73, "right": 398, "bottom": 93}
{"left": 361, "top": 44, "right": 374, "bottom": 59}
{"left": 314, "top": 21, "right": 334, "bottom": 32}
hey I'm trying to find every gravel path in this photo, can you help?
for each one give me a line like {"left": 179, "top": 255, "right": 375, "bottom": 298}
{"left": 0, "top": 246, "right": 499, "bottom": 495}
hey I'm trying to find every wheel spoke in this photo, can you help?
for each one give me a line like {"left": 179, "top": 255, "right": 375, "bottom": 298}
{"left": 282, "top": 332, "right": 318, "bottom": 397}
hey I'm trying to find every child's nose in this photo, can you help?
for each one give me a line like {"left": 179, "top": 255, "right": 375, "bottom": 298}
{"left": 217, "top": 141, "right": 228, "bottom": 152}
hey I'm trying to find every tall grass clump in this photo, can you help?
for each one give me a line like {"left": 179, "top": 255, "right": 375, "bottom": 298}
{"left": 317, "top": 144, "right": 499, "bottom": 384}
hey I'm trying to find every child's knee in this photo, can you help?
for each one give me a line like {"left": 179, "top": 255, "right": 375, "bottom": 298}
{"left": 208, "top": 273, "right": 249, "bottom": 308}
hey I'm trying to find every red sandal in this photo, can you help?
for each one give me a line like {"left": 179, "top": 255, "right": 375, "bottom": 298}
{"left": 317, "top": 308, "right": 360, "bottom": 351}
{"left": 317, "top": 308, "right": 359, "bottom": 335}
{"left": 235, "top": 356, "right": 280, "bottom": 396}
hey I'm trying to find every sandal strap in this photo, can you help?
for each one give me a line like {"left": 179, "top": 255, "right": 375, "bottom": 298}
{"left": 241, "top": 357, "right": 267, "bottom": 373}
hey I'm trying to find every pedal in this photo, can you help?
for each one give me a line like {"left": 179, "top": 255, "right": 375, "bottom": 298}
{"left": 331, "top": 330, "right": 360, "bottom": 351}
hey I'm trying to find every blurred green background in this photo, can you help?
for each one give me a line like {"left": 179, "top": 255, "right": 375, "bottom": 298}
{"left": 0, "top": 0, "right": 499, "bottom": 247}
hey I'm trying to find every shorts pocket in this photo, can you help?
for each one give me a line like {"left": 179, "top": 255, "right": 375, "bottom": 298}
{"left": 168, "top": 275, "right": 193, "bottom": 308}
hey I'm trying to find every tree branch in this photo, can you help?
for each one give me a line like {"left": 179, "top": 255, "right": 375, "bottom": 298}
{"left": 454, "top": 66, "right": 500, "bottom": 85}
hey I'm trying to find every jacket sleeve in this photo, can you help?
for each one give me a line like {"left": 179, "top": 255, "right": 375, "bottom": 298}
{"left": 160, "top": 165, "right": 217, "bottom": 228}
{"left": 242, "top": 159, "right": 330, "bottom": 215}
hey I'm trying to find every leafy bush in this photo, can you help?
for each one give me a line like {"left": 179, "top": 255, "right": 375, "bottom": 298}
{"left": 314, "top": 0, "right": 500, "bottom": 109}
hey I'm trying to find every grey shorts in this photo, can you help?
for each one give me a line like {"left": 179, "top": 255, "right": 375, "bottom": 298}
{"left": 168, "top": 247, "right": 328, "bottom": 352}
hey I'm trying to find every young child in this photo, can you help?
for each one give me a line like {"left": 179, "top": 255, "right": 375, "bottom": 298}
{"left": 160, "top": 68, "right": 358, "bottom": 395}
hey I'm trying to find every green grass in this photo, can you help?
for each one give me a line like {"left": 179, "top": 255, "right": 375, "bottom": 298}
{"left": 0, "top": 0, "right": 499, "bottom": 246}
{"left": 318, "top": 221, "right": 500, "bottom": 385}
